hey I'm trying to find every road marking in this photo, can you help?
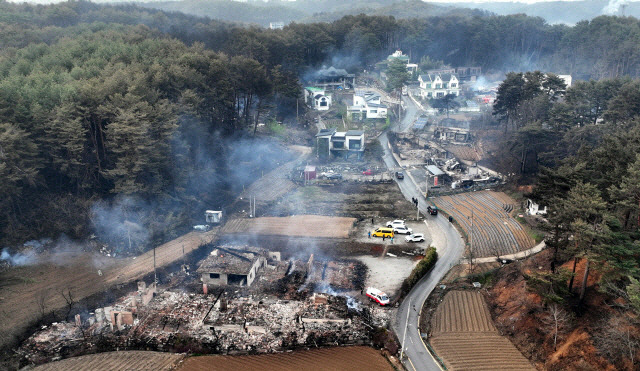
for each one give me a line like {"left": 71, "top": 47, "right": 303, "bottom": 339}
{"left": 407, "top": 356, "right": 417, "bottom": 371}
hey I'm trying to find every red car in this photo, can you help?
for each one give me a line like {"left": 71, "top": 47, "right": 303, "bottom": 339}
{"left": 362, "top": 169, "right": 373, "bottom": 175}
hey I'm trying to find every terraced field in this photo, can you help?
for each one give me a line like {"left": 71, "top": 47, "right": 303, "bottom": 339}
{"left": 433, "top": 191, "right": 534, "bottom": 257}
{"left": 31, "top": 351, "right": 184, "bottom": 371}
{"left": 429, "top": 291, "right": 535, "bottom": 371}
{"left": 221, "top": 215, "right": 356, "bottom": 238}
{"left": 177, "top": 346, "right": 394, "bottom": 371}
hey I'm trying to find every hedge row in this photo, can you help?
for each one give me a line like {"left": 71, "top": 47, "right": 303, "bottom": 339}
{"left": 400, "top": 247, "right": 438, "bottom": 296}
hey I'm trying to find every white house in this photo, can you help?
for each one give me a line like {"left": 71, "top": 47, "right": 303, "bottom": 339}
{"left": 304, "top": 87, "right": 332, "bottom": 111}
{"left": 269, "top": 22, "right": 285, "bottom": 30}
{"left": 526, "top": 199, "right": 548, "bottom": 216}
{"left": 418, "top": 73, "right": 461, "bottom": 99}
{"left": 347, "top": 91, "right": 388, "bottom": 120}
{"left": 316, "top": 128, "right": 365, "bottom": 160}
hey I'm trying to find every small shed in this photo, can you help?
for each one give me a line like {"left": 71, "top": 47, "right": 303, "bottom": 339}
{"left": 205, "top": 210, "right": 222, "bottom": 224}
{"left": 427, "top": 165, "right": 445, "bottom": 177}
{"left": 304, "top": 165, "right": 317, "bottom": 180}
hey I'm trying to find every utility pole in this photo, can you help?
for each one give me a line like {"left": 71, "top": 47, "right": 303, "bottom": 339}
{"left": 153, "top": 246, "right": 157, "bottom": 284}
{"left": 425, "top": 170, "right": 429, "bottom": 198}
{"left": 400, "top": 299, "right": 411, "bottom": 360}
{"left": 470, "top": 210, "right": 474, "bottom": 273}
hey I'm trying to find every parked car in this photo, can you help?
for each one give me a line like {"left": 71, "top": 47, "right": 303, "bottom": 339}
{"left": 395, "top": 171, "right": 404, "bottom": 179}
{"left": 193, "top": 224, "right": 211, "bottom": 232}
{"left": 366, "top": 287, "right": 390, "bottom": 306}
{"left": 372, "top": 227, "right": 394, "bottom": 238}
{"left": 405, "top": 233, "right": 425, "bottom": 242}
{"left": 393, "top": 226, "right": 413, "bottom": 235}
{"left": 325, "top": 172, "right": 343, "bottom": 180}
{"left": 362, "top": 169, "right": 374, "bottom": 176}
{"left": 386, "top": 219, "right": 406, "bottom": 228}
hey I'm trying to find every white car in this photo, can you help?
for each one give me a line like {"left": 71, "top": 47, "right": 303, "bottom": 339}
{"left": 393, "top": 226, "right": 413, "bottom": 235}
{"left": 386, "top": 219, "right": 406, "bottom": 228}
{"left": 366, "top": 287, "right": 390, "bottom": 306}
{"left": 405, "top": 233, "right": 425, "bottom": 242}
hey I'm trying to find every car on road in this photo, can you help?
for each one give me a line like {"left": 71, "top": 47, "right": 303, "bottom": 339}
{"left": 393, "top": 226, "right": 413, "bottom": 235}
{"left": 427, "top": 206, "right": 438, "bottom": 215}
{"left": 386, "top": 219, "right": 406, "bottom": 228}
{"left": 405, "top": 233, "right": 425, "bottom": 242}
{"left": 366, "top": 287, "right": 390, "bottom": 306}
{"left": 362, "top": 169, "right": 374, "bottom": 176}
{"left": 395, "top": 171, "right": 404, "bottom": 179}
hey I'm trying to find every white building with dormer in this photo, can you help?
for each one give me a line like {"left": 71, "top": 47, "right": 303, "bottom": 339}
{"left": 347, "top": 91, "right": 388, "bottom": 120}
{"left": 418, "top": 73, "right": 461, "bottom": 99}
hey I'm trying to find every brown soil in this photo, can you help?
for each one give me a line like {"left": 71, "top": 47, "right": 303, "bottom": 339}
{"left": 428, "top": 290, "right": 535, "bottom": 371}
{"left": 483, "top": 249, "right": 637, "bottom": 371}
{"left": 177, "top": 346, "right": 394, "bottom": 371}
{"left": 221, "top": 215, "right": 356, "bottom": 239}
{"left": 30, "top": 351, "right": 184, "bottom": 371}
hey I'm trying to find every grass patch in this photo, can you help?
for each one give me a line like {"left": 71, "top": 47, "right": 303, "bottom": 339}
{"left": 295, "top": 186, "right": 324, "bottom": 198}
{"left": 267, "top": 120, "right": 286, "bottom": 137}
{"left": 467, "top": 269, "right": 496, "bottom": 287}
{"left": 529, "top": 229, "right": 545, "bottom": 244}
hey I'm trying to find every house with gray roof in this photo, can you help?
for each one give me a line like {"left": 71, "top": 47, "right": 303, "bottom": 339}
{"left": 347, "top": 91, "right": 388, "bottom": 120}
{"left": 316, "top": 128, "right": 365, "bottom": 160}
{"left": 418, "top": 73, "right": 460, "bottom": 99}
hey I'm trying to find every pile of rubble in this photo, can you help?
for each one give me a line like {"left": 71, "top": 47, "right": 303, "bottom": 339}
{"left": 20, "top": 281, "right": 383, "bottom": 364}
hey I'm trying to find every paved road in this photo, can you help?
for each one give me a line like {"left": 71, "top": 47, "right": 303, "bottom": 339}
{"left": 380, "top": 95, "right": 465, "bottom": 371}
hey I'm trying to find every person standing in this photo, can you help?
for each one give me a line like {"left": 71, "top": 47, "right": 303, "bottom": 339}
{"left": 391, "top": 236, "right": 394, "bottom": 244}
{"left": 368, "top": 231, "right": 371, "bottom": 238}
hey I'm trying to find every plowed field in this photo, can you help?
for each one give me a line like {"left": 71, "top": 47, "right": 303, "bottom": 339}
{"left": 433, "top": 191, "right": 534, "bottom": 257}
{"left": 221, "top": 215, "right": 356, "bottom": 238}
{"left": 429, "top": 291, "right": 535, "bottom": 371}
{"left": 431, "top": 290, "right": 495, "bottom": 333}
{"left": 31, "top": 351, "right": 184, "bottom": 371}
{"left": 177, "top": 346, "right": 393, "bottom": 371}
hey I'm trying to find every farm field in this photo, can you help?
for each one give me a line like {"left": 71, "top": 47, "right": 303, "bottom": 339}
{"left": 429, "top": 291, "right": 535, "bottom": 371}
{"left": 433, "top": 190, "right": 534, "bottom": 257}
{"left": 31, "top": 351, "right": 184, "bottom": 371}
{"left": 221, "top": 215, "right": 356, "bottom": 238}
{"left": 177, "top": 346, "right": 394, "bottom": 371}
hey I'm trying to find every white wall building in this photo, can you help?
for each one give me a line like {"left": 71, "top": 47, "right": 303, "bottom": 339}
{"left": 347, "top": 91, "right": 388, "bottom": 120}
{"left": 418, "top": 73, "right": 461, "bottom": 99}
{"left": 304, "top": 87, "right": 332, "bottom": 111}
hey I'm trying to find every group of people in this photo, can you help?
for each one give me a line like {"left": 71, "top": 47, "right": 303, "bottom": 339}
{"left": 411, "top": 197, "right": 419, "bottom": 206}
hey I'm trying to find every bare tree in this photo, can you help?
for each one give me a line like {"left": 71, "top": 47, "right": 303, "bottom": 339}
{"left": 60, "top": 288, "right": 75, "bottom": 320}
{"left": 36, "top": 290, "right": 49, "bottom": 320}
{"left": 546, "top": 303, "right": 570, "bottom": 351}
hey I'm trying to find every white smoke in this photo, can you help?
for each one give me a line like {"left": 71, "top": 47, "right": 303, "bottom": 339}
{"left": 603, "top": 0, "right": 629, "bottom": 14}
{"left": 1, "top": 247, "right": 37, "bottom": 266}
{"left": 316, "top": 281, "right": 361, "bottom": 311}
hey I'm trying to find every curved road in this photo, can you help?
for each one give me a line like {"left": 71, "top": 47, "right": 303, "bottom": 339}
{"left": 381, "top": 95, "right": 465, "bottom": 371}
